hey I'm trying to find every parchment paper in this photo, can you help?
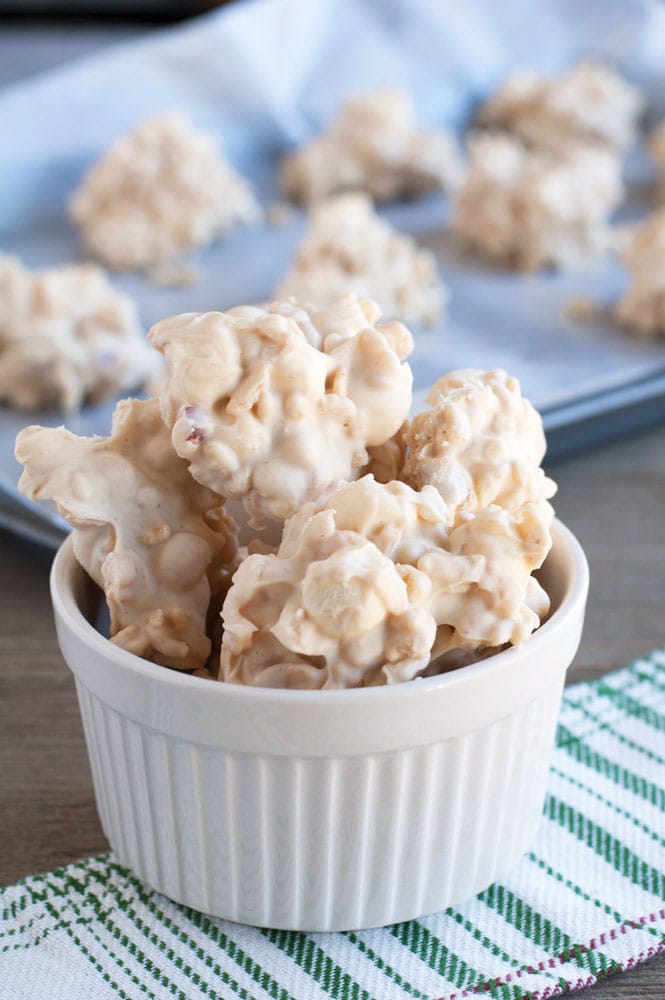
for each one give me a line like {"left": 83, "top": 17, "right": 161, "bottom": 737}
{"left": 3, "top": 0, "right": 665, "bottom": 544}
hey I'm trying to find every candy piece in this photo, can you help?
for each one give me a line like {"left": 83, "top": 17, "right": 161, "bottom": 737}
{"left": 401, "top": 369, "right": 556, "bottom": 521}
{"left": 16, "top": 397, "right": 238, "bottom": 670}
{"left": 0, "top": 256, "right": 156, "bottom": 412}
{"left": 274, "top": 192, "right": 446, "bottom": 327}
{"left": 281, "top": 88, "right": 461, "bottom": 204}
{"left": 149, "top": 296, "right": 413, "bottom": 528}
{"left": 220, "top": 508, "right": 436, "bottom": 689}
{"left": 420, "top": 501, "right": 553, "bottom": 654}
{"left": 69, "top": 112, "right": 260, "bottom": 270}
{"left": 478, "top": 61, "right": 644, "bottom": 153}
{"left": 452, "top": 132, "right": 622, "bottom": 271}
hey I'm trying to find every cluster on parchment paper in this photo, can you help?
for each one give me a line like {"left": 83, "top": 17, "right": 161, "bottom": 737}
{"left": 69, "top": 112, "right": 260, "bottom": 270}
{"left": 477, "top": 61, "right": 644, "bottom": 154}
{"left": 281, "top": 88, "right": 462, "bottom": 204}
{"left": 0, "top": 256, "right": 157, "bottom": 411}
{"left": 274, "top": 192, "right": 446, "bottom": 327}
{"left": 452, "top": 132, "right": 623, "bottom": 271}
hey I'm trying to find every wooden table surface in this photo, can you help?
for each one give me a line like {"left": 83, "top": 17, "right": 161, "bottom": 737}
{"left": 1, "top": 424, "right": 665, "bottom": 998}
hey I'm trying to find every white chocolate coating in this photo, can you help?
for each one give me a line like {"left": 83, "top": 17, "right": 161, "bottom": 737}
{"left": 452, "top": 132, "right": 623, "bottom": 271}
{"left": 401, "top": 369, "right": 556, "bottom": 520}
{"left": 69, "top": 112, "right": 260, "bottom": 270}
{"left": 478, "top": 62, "right": 644, "bottom": 153}
{"left": 16, "top": 398, "right": 238, "bottom": 670}
{"left": 615, "top": 209, "right": 665, "bottom": 337}
{"left": 149, "top": 296, "right": 414, "bottom": 528}
{"left": 280, "top": 88, "right": 462, "bottom": 204}
{"left": 274, "top": 193, "right": 446, "bottom": 327}
{"left": 0, "top": 256, "right": 156, "bottom": 411}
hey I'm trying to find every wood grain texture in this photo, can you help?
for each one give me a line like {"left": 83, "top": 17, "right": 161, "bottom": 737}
{"left": 1, "top": 424, "right": 665, "bottom": 998}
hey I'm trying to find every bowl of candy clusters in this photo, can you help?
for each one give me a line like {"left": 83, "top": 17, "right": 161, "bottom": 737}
{"left": 17, "top": 295, "right": 588, "bottom": 931}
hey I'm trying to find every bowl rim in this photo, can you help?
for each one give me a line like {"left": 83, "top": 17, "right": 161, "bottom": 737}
{"left": 50, "top": 517, "right": 589, "bottom": 705}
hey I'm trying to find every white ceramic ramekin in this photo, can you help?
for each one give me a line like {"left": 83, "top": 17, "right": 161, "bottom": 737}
{"left": 50, "top": 519, "right": 588, "bottom": 932}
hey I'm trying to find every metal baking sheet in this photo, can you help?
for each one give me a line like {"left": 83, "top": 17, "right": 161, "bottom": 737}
{"left": 3, "top": 0, "right": 665, "bottom": 544}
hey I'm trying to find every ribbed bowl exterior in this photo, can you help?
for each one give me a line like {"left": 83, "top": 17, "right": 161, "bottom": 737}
{"left": 74, "top": 673, "right": 563, "bottom": 931}
{"left": 52, "top": 521, "right": 588, "bottom": 931}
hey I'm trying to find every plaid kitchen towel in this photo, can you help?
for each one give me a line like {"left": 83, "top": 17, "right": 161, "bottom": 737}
{"left": 2, "top": 649, "right": 665, "bottom": 1000}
